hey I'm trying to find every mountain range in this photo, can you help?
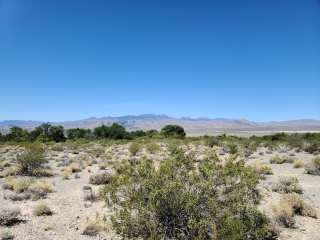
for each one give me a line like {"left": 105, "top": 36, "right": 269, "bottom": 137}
{"left": 1, "top": 114, "right": 320, "bottom": 136}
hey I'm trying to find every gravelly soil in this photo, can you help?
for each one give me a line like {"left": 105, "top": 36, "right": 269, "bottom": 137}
{"left": 0, "top": 143, "right": 319, "bottom": 240}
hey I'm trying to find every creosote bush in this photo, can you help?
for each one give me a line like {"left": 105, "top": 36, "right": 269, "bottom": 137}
{"left": 16, "top": 143, "right": 46, "bottom": 176}
{"left": 101, "top": 150, "right": 272, "bottom": 240}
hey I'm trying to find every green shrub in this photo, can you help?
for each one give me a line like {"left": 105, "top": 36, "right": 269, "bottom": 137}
{"left": 101, "top": 150, "right": 271, "bottom": 239}
{"left": 204, "top": 137, "right": 219, "bottom": 148}
{"left": 129, "top": 142, "right": 140, "bottom": 156}
{"left": 16, "top": 143, "right": 46, "bottom": 176}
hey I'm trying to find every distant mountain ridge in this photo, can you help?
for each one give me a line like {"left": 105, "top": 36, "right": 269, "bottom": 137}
{"left": 1, "top": 114, "right": 320, "bottom": 135}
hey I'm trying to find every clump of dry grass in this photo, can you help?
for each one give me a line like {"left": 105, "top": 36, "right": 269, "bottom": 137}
{"left": 272, "top": 194, "right": 317, "bottom": 228}
{"left": 293, "top": 159, "right": 304, "bottom": 168}
{"left": 146, "top": 142, "right": 160, "bottom": 154}
{"left": 98, "top": 161, "right": 108, "bottom": 170}
{"left": 68, "top": 162, "right": 82, "bottom": 173}
{"left": 82, "top": 214, "right": 110, "bottom": 236}
{"left": 3, "top": 177, "right": 34, "bottom": 193}
{"left": 89, "top": 173, "right": 112, "bottom": 185}
{"left": 272, "top": 201, "right": 295, "bottom": 228}
{"left": 285, "top": 194, "right": 317, "bottom": 218}
{"left": 270, "top": 155, "right": 294, "bottom": 164}
{"left": 305, "top": 156, "right": 320, "bottom": 175}
{"left": 0, "top": 167, "right": 18, "bottom": 178}
{"left": 33, "top": 203, "right": 53, "bottom": 216}
{"left": 61, "top": 168, "right": 72, "bottom": 180}
{"left": 2, "top": 177, "right": 54, "bottom": 200}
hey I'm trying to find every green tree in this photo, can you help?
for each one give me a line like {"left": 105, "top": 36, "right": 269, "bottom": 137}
{"left": 66, "top": 128, "right": 92, "bottom": 139}
{"left": 93, "top": 123, "right": 127, "bottom": 140}
{"left": 48, "top": 125, "right": 66, "bottom": 142}
{"left": 29, "top": 123, "right": 66, "bottom": 142}
{"left": 161, "top": 124, "right": 186, "bottom": 138}
{"left": 7, "top": 127, "right": 29, "bottom": 142}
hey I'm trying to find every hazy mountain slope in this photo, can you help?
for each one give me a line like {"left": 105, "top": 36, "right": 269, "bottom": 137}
{"left": 1, "top": 115, "right": 320, "bottom": 134}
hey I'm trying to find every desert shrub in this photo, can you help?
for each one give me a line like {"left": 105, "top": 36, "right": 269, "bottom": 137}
{"left": 62, "top": 168, "right": 71, "bottom": 180}
{"left": 270, "top": 155, "right": 282, "bottom": 164}
{"left": 28, "top": 180, "right": 54, "bottom": 200}
{"left": 129, "top": 142, "right": 140, "bottom": 156}
{"left": 0, "top": 208, "right": 21, "bottom": 226}
{"left": 51, "top": 144, "right": 64, "bottom": 152}
{"left": 68, "top": 162, "right": 82, "bottom": 173}
{"left": 251, "top": 161, "right": 273, "bottom": 177}
{"left": 101, "top": 150, "right": 271, "bottom": 240}
{"left": 83, "top": 186, "right": 96, "bottom": 201}
{"left": 3, "top": 177, "right": 34, "bottom": 193}
{"left": 16, "top": 143, "right": 46, "bottom": 176}
{"left": 89, "top": 173, "right": 112, "bottom": 185}
{"left": 0, "top": 230, "right": 14, "bottom": 240}
{"left": 305, "top": 156, "right": 320, "bottom": 175}
{"left": 5, "top": 192, "right": 31, "bottom": 201}
{"left": 270, "top": 155, "right": 293, "bottom": 164}
{"left": 204, "top": 137, "right": 219, "bottom": 148}
{"left": 3, "top": 178, "right": 54, "bottom": 200}
{"left": 272, "top": 194, "right": 317, "bottom": 228}
{"left": 293, "top": 159, "right": 304, "bottom": 168}
{"left": 82, "top": 214, "right": 109, "bottom": 236}
{"left": 226, "top": 143, "right": 238, "bottom": 155}
{"left": 284, "top": 194, "right": 317, "bottom": 218}
{"left": 272, "top": 201, "right": 295, "bottom": 228}
{"left": 146, "top": 142, "right": 160, "bottom": 153}
{"left": 0, "top": 167, "right": 18, "bottom": 178}
{"left": 33, "top": 203, "right": 53, "bottom": 216}
{"left": 98, "top": 161, "right": 109, "bottom": 170}
{"left": 304, "top": 142, "right": 320, "bottom": 154}
{"left": 272, "top": 177, "right": 303, "bottom": 194}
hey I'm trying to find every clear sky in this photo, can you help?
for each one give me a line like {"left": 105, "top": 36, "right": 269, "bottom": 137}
{"left": 0, "top": 0, "right": 319, "bottom": 122}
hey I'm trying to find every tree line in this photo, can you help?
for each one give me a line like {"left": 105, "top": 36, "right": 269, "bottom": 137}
{"left": 0, "top": 123, "right": 186, "bottom": 142}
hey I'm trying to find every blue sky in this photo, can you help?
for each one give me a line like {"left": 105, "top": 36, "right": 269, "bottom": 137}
{"left": 0, "top": 0, "right": 319, "bottom": 122}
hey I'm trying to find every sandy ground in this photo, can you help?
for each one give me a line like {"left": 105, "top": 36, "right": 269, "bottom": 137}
{"left": 0, "top": 143, "right": 319, "bottom": 240}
